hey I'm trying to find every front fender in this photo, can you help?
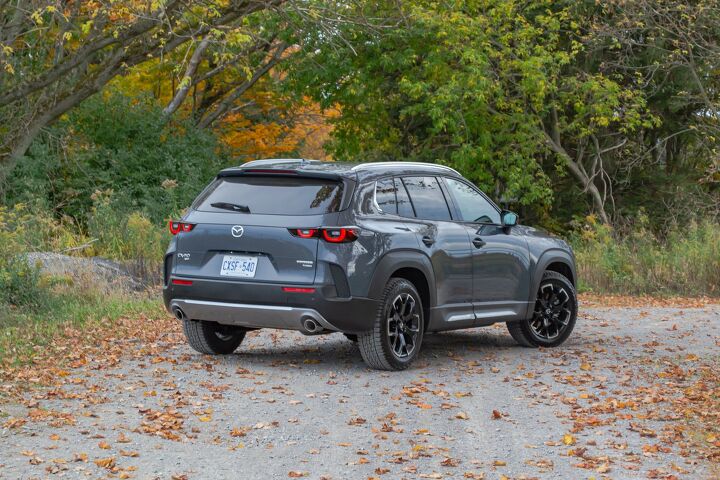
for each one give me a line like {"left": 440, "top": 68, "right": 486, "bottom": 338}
{"left": 529, "top": 249, "right": 577, "bottom": 306}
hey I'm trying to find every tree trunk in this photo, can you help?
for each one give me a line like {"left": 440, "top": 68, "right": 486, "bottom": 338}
{"left": 543, "top": 131, "right": 611, "bottom": 224}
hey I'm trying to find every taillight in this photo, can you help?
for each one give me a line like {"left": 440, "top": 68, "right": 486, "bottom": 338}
{"left": 294, "top": 228, "right": 318, "bottom": 239}
{"left": 168, "top": 220, "right": 195, "bottom": 235}
{"left": 289, "top": 227, "right": 358, "bottom": 243}
{"left": 322, "top": 228, "right": 358, "bottom": 243}
{"left": 171, "top": 278, "right": 193, "bottom": 286}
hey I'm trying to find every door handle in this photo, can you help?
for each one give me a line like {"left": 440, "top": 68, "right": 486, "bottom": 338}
{"left": 472, "top": 237, "right": 486, "bottom": 248}
{"left": 421, "top": 235, "right": 435, "bottom": 247}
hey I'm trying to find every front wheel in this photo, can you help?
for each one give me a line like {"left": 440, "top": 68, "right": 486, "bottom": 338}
{"left": 183, "top": 319, "right": 246, "bottom": 355}
{"left": 358, "top": 278, "right": 424, "bottom": 370}
{"left": 507, "top": 271, "right": 577, "bottom": 348}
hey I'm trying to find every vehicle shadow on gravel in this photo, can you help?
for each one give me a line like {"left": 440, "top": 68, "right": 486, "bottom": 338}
{"left": 220, "top": 326, "right": 588, "bottom": 372}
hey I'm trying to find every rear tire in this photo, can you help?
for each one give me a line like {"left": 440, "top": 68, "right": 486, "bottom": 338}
{"left": 343, "top": 333, "right": 358, "bottom": 342}
{"left": 358, "top": 278, "right": 424, "bottom": 371}
{"left": 183, "top": 320, "right": 246, "bottom": 355}
{"left": 507, "top": 271, "right": 577, "bottom": 348}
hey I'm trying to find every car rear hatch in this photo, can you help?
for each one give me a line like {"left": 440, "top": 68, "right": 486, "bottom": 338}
{"left": 173, "top": 171, "right": 350, "bottom": 285}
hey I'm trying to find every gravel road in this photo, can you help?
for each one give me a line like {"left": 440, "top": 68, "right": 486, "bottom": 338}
{"left": 1, "top": 303, "right": 718, "bottom": 479}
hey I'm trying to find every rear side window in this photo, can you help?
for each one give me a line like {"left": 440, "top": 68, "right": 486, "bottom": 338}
{"left": 402, "top": 176, "right": 451, "bottom": 221}
{"left": 375, "top": 178, "right": 398, "bottom": 213}
{"left": 374, "top": 177, "right": 416, "bottom": 217}
{"left": 194, "top": 176, "right": 343, "bottom": 215}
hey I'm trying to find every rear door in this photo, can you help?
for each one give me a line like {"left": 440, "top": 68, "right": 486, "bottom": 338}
{"left": 398, "top": 176, "right": 475, "bottom": 329}
{"left": 174, "top": 175, "right": 345, "bottom": 285}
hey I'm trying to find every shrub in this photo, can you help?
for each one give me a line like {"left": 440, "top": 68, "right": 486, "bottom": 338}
{"left": 87, "top": 192, "right": 168, "bottom": 280}
{"left": 0, "top": 205, "right": 49, "bottom": 308}
{"left": 571, "top": 215, "right": 720, "bottom": 296}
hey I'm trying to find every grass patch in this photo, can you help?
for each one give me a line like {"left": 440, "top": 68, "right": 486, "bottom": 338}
{"left": 572, "top": 217, "right": 720, "bottom": 297}
{"left": 0, "top": 288, "right": 163, "bottom": 367}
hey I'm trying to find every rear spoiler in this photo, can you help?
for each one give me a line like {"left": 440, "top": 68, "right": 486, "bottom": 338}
{"left": 217, "top": 168, "right": 346, "bottom": 181}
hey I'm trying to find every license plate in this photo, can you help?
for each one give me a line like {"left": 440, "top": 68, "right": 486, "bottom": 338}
{"left": 220, "top": 255, "right": 258, "bottom": 278}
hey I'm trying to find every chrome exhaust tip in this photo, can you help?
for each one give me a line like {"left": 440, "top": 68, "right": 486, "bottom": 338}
{"left": 303, "top": 318, "right": 319, "bottom": 332}
{"left": 171, "top": 305, "right": 186, "bottom": 321}
{"left": 301, "top": 316, "right": 327, "bottom": 335}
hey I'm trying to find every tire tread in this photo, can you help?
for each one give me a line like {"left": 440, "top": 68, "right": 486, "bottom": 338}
{"left": 183, "top": 319, "right": 245, "bottom": 355}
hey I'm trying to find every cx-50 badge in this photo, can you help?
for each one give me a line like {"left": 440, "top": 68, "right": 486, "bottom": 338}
{"left": 231, "top": 225, "right": 244, "bottom": 238}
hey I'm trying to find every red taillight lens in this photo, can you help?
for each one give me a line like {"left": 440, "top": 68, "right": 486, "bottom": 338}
{"left": 282, "top": 287, "right": 316, "bottom": 293}
{"left": 171, "top": 278, "right": 193, "bottom": 286}
{"left": 322, "top": 228, "right": 358, "bottom": 243}
{"left": 294, "top": 228, "right": 318, "bottom": 239}
{"left": 168, "top": 221, "right": 195, "bottom": 235}
{"left": 288, "top": 227, "right": 358, "bottom": 243}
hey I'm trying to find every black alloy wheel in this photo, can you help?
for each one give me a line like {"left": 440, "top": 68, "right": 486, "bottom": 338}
{"left": 507, "top": 271, "right": 577, "bottom": 348}
{"left": 387, "top": 292, "right": 421, "bottom": 358}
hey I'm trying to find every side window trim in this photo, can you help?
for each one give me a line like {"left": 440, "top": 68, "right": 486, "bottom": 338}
{"left": 396, "top": 176, "right": 416, "bottom": 218}
{"left": 441, "top": 176, "right": 502, "bottom": 225}
{"left": 436, "top": 175, "right": 460, "bottom": 221}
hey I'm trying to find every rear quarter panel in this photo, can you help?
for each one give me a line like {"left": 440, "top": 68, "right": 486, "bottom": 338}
{"left": 326, "top": 181, "right": 430, "bottom": 300}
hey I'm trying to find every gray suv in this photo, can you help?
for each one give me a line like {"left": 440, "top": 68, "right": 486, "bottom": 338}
{"left": 164, "top": 159, "right": 578, "bottom": 370}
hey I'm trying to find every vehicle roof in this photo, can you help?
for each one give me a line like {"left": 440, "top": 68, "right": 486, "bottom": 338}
{"left": 218, "top": 159, "right": 463, "bottom": 182}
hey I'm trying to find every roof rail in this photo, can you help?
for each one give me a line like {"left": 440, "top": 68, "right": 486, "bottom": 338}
{"left": 351, "top": 161, "right": 461, "bottom": 175}
{"left": 241, "top": 158, "right": 308, "bottom": 168}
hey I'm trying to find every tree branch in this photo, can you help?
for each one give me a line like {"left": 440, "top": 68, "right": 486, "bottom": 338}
{"left": 163, "top": 35, "right": 212, "bottom": 117}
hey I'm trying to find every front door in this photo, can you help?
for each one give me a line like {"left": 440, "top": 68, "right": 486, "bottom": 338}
{"left": 441, "top": 177, "right": 531, "bottom": 323}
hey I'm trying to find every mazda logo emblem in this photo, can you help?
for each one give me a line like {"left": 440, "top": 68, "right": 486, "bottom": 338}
{"left": 231, "top": 225, "right": 244, "bottom": 238}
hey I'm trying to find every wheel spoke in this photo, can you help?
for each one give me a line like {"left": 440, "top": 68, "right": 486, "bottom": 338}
{"left": 398, "top": 333, "right": 407, "bottom": 356}
{"left": 387, "top": 292, "right": 421, "bottom": 358}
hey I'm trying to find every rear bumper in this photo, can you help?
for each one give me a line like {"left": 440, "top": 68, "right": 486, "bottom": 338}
{"left": 163, "top": 279, "right": 378, "bottom": 333}
{"left": 169, "top": 299, "right": 337, "bottom": 332}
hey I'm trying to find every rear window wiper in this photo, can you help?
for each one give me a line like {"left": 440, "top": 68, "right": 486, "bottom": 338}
{"left": 210, "top": 202, "right": 251, "bottom": 213}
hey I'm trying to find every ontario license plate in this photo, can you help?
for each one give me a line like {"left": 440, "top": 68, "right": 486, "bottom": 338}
{"left": 219, "top": 255, "right": 258, "bottom": 278}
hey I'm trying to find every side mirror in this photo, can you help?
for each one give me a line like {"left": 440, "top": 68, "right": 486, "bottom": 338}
{"left": 501, "top": 210, "right": 518, "bottom": 227}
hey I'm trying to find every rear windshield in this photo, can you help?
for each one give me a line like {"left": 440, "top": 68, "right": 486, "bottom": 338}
{"left": 194, "top": 176, "right": 344, "bottom": 215}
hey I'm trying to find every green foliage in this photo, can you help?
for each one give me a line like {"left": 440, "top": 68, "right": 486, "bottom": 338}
{"left": 572, "top": 216, "right": 720, "bottom": 296}
{"left": 4, "top": 92, "right": 230, "bottom": 224}
{"left": 87, "top": 194, "right": 169, "bottom": 280}
{"left": 0, "top": 205, "right": 52, "bottom": 309}
{"left": 286, "top": 0, "right": 656, "bottom": 217}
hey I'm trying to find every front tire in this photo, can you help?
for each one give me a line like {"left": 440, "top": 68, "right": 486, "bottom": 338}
{"left": 358, "top": 278, "right": 424, "bottom": 371}
{"left": 183, "top": 320, "right": 246, "bottom": 355}
{"left": 507, "top": 271, "right": 577, "bottom": 348}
